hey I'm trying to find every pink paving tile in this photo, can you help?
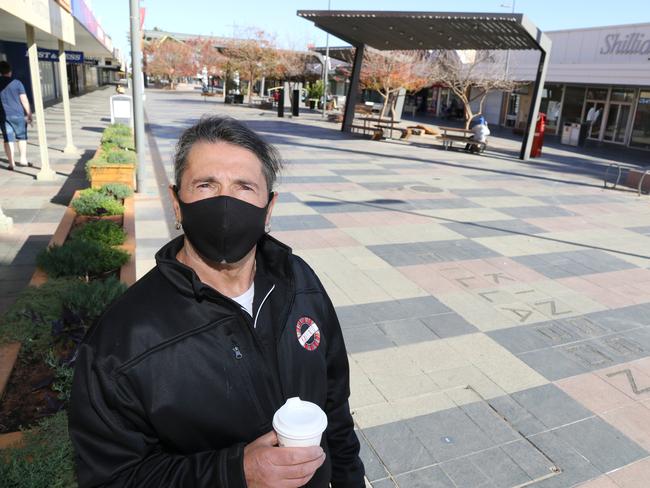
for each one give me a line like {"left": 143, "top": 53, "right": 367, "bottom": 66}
{"left": 397, "top": 263, "right": 465, "bottom": 295}
{"left": 557, "top": 276, "right": 638, "bottom": 309}
{"left": 560, "top": 203, "right": 632, "bottom": 217}
{"left": 583, "top": 269, "right": 650, "bottom": 288}
{"left": 270, "top": 228, "right": 360, "bottom": 250}
{"left": 596, "top": 362, "right": 650, "bottom": 402}
{"left": 576, "top": 476, "right": 621, "bottom": 488}
{"left": 556, "top": 372, "right": 635, "bottom": 414}
{"left": 601, "top": 403, "right": 650, "bottom": 451}
{"left": 607, "top": 456, "right": 650, "bottom": 487}
{"left": 374, "top": 189, "right": 458, "bottom": 201}
{"left": 279, "top": 182, "right": 364, "bottom": 193}
{"left": 482, "top": 256, "right": 549, "bottom": 283}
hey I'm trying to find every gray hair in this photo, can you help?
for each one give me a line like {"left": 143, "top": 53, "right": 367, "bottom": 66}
{"left": 173, "top": 116, "right": 282, "bottom": 191}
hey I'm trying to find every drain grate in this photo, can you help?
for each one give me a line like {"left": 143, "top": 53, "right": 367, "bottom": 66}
{"left": 407, "top": 184, "right": 444, "bottom": 193}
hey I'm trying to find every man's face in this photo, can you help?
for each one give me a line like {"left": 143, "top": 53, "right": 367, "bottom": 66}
{"left": 171, "top": 140, "right": 275, "bottom": 225}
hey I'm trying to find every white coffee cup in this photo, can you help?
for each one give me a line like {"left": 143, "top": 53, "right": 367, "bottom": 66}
{"left": 272, "top": 397, "right": 328, "bottom": 447}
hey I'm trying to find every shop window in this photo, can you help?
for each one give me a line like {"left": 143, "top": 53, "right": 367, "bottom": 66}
{"left": 561, "top": 86, "right": 586, "bottom": 125}
{"left": 611, "top": 88, "right": 636, "bottom": 103}
{"left": 586, "top": 87, "right": 608, "bottom": 101}
{"left": 630, "top": 91, "right": 650, "bottom": 150}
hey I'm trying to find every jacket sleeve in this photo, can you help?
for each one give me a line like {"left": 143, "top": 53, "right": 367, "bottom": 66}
{"left": 69, "top": 343, "right": 248, "bottom": 488}
{"left": 319, "top": 285, "right": 366, "bottom": 488}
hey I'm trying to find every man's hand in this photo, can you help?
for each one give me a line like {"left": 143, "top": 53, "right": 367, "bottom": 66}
{"left": 243, "top": 431, "right": 325, "bottom": 488}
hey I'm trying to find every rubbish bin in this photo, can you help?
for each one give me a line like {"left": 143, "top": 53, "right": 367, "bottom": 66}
{"left": 224, "top": 95, "right": 234, "bottom": 104}
{"left": 233, "top": 94, "right": 244, "bottom": 104}
{"left": 530, "top": 113, "right": 546, "bottom": 158}
{"left": 292, "top": 89, "right": 300, "bottom": 117}
{"left": 578, "top": 123, "right": 589, "bottom": 146}
{"left": 277, "top": 88, "right": 285, "bottom": 118}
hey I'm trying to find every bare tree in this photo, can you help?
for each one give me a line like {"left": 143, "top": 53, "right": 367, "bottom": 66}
{"left": 223, "top": 29, "right": 278, "bottom": 103}
{"left": 432, "top": 50, "right": 519, "bottom": 128}
{"left": 145, "top": 37, "right": 196, "bottom": 89}
{"left": 360, "top": 48, "right": 437, "bottom": 118}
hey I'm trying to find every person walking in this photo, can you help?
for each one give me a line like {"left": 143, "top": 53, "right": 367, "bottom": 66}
{"left": 69, "top": 116, "right": 365, "bottom": 488}
{"left": 0, "top": 61, "right": 32, "bottom": 170}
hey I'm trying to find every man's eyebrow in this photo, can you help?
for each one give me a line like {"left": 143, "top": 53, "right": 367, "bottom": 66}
{"left": 234, "top": 179, "right": 259, "bottom": 188}
{"left": 190, "top": 175, "right": 218, "bottom": 185}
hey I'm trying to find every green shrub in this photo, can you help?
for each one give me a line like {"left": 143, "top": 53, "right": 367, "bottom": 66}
{"left": 36, "top": 240, "right": 129, "bottom": 279}
{"left": 99, "top": 183, "right": 133, "bottom": 200}
{"left": 64, "top": 276, "right": 126, "bottom": 321}
{"left": 104, "top": 148, "right": 136, "bottom": 164}
{"left": 0, "top": 278, "right": 80, "bottom": 350}
{"left": 70, "top": 220, "right": 126, "bottom": 246}
{"left": 104, "top": 123, "right": 132, "bottom": 137}
{"left": 0, "top": 411, "right": 76, "bottom": 488}
{"left": 71, "top": 189, "right": 124, "bottom": 216}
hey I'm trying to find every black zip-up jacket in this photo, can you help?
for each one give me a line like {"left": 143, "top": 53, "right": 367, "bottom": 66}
{"left": 69, "top": 235, "right": 365, "bottom": 487}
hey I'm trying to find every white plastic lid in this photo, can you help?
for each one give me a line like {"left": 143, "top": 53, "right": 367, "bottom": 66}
{"left": 272, "top": 397, "right": 328, "bottom": 440}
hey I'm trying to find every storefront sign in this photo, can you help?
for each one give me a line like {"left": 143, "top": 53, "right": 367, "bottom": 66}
{"left": 34, "top": 48, "right": 84, "bottom": 64}
{"left": 56, "top": 0, "right": 72, "bottom": 13}
{"left": 600, "top": 32, "right": 650, "bottom": 55}
{"left": 71, "top": 0, "right": 113, "bottom": 52}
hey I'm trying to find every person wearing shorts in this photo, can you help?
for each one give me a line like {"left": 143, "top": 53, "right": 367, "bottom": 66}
{"left": 0, "top": 61, "right": 32, "bottom": 170}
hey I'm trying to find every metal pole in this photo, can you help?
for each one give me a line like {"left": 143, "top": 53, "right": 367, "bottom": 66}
{"left": 58, "top": 40, "right": 78, "bottom": 154}
{"left": 520, "top": 49, "right": 549, "bottom": 160}
{"left": 129, "top": 0, "right": 146, "bottom": 192}
{"left": 321, "top": 0, "right": 331, "bottom": 118}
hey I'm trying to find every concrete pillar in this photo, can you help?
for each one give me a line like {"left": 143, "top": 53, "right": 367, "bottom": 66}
{"left": 260, "top": 76, "right": 265, "bottom": 97}
{"left": 58, "top": 40, "right": 78, "bottom": 154}
{"left": 26, "top": 24, "right": 56, "bottom": 181}
{"left": 0, "top": 206, "right": 13, "bottom": 232}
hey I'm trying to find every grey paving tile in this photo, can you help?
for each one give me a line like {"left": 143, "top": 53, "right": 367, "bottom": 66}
{"left": 468, "top": 446, "right": 531, "bottom": 487}
{"left": 358, "top": 430, "right": 389, "bottom": 482}
{"left": 276, "top": 192, "right": 301, "bottom": 203}
{"left": 302, "top": 200, "right": 381, "bottom": 213}
{"left": 488, "top": 394, "right": 547, "bottom": 437}
{"left": 420, "top": 312, "right": 478, "bottom": 339}
{"left": 406, "top": 408, "right": 494, "bottom": 463}
{"left": 501, "top": 439, "right": 558, "bottom": 481}
{"left": 342, "top": 325, "right": 393, "bottom": 353}
{"left": 535, "top": 194, "right": 616, "bottom": 205}
{"left": 626, "top": 225, "right": 650, "bottom": 236}
{"left": 440, "top": 458, "right": 491, "bottom": 487}
{"left": 460, "top": 401, "right": 519, "bottom": 445}
{"left": 370, "top": 479, "right": 397, "bottom": 488}
{"left": 523, "top": 430, "right": 599, "bottom": 488}
{"left": 393, "top": 466, "right": 455, "bottom": 488}
{"left": 513, "top": 250, "right": 634, "bottom": 279}
{"left": 585, "top": 304, "right": 650, "bottom": 331}
{"left": 358, "top": 181, "right": 422, "bottom": 191}
{"left": 2, "top": 208, "right": 38, "bottom": 223}
{"left": 376, "top": 318, "right": 439, "bottom": 346}
{"left": 442, "top": 219, "right": 546, "bottom": 239}
{"left": 333, "top": 168, "right": 397, "bottom": 176}
{"left": 517, "top": 347, "right": 590, "bottom": 381}
{"left": 363, "top": 421, "right": 436, "bottom": 475}
{"left": 336, "top": 297, "right": 451, "bottom": 329}
{"left": 270, "top": 214, "right": 335, "bottom": 231}
{"left": 553, "top": 416, "right": 648, "bottom": 473}
{"left": 370, "top": 240, "right": 500, "bottom": 266}
{"left": 499, "top": 206, "right": 577, "bottom": 218}
{"left": 509, "top": 384, "right": 592, "bottom": 430}
{"left": 560, "top": 340, "right": 619, "bottom": 372}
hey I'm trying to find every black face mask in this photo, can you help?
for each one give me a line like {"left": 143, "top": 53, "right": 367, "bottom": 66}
{"left": 176, "top": 190, "right": 272, "bottom": 264}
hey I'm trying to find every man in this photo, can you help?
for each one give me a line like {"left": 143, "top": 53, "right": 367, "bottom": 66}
{"left": 69, "top": 116, "right": 365, "bottom": 487}
{"left": 0, "top": 61, "right": 32, "bottom": 170}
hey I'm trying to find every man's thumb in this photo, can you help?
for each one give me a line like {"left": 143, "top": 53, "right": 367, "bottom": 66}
{"left": 257, "top": 430, "right": 279, "bottom": 447}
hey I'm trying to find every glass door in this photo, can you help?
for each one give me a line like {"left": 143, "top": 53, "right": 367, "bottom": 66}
{"left": 603, "top": 103, "right": 632, "bottom": 143}
{"left": 583, "top": 87, "right": 608, "bottom": 140}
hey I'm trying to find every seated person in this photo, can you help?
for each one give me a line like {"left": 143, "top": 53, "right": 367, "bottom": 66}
{"left": 466, "top": 117, "right": 490, "bottom": 153}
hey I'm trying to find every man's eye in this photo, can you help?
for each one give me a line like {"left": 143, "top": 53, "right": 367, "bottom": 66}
{"left": 197, "top": 183, "right": 211, "bottom": 189}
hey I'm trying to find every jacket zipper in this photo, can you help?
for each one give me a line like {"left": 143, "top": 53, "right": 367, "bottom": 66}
{"left": 231, "top": 340, "right": 266, "bottom": 421}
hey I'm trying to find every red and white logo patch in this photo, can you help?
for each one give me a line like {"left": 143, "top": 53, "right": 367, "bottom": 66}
{"left": 296, "top": 316, "right": 321, "bottom": 351}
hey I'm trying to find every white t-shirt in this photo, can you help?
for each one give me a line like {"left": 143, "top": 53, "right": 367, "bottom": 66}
{"left": 232, "top": 282, "right": 254, "bottom": 318}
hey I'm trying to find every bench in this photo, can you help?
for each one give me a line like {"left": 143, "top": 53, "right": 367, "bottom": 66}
{"left": 407, "top": 124, "right": 440, "bottom": 136}
{"left": 439, "top": 134, "right": 487, "bottom": 153}
{"left": 604, "top": 164, "right": 650, "bottom": 195}
{"left": 374, "top": 124, "right": 413, "bottom": 139}
{"left": 350, "top": 124, "right": 384, "bottom": 140}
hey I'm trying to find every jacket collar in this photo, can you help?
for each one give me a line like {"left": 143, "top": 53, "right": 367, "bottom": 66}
{"left": 155, "top": 234, "right": 293, "bottom": 302}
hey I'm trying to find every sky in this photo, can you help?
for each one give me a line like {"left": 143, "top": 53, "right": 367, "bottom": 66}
{"left": 90, "top": 0, "right": 650, "bottom": 61}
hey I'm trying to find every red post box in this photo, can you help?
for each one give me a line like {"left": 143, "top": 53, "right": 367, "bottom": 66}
{"left": 530, "top": 112, "right": 546, "bottom": 158}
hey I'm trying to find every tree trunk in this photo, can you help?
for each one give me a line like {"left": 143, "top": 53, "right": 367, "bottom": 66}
{"left": 379, "top": 92, "right": 390, "bottom": 118}
{"left": 463, "top": 101, "right": 474, "bottom": 129}
{"left": 247, "top": 78, "right": 253, "bottom": 104}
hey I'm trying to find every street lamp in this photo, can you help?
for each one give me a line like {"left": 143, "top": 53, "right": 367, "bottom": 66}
{"left": 500, "top": 1, "right": 516, "bottom": 80}
{"left": 321, "top": 0, "right": 331, "bottom": 118}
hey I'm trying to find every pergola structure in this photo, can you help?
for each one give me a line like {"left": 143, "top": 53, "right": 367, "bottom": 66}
{"left": 298, "top": 10, "right": 552, "bottom": 160}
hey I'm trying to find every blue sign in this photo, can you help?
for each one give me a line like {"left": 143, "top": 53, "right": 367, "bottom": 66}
{"left": 34, "top": 48, "right": 84, "bottom": 64}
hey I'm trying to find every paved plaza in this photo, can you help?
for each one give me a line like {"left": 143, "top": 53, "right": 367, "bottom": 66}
{"left": 3, "top": 88, "right": 650, "bottom": 487}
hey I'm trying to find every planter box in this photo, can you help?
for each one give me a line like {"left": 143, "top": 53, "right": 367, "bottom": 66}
{"left": 29, "top": 191, "right": 136, "bottom": 287}
{"left": 88, "top": 163, "right": 136, "bottom": 190}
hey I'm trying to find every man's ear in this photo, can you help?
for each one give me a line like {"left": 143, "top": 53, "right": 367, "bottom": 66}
{"left": 168, "top": 185, "right": 181, "bottom": 223}
{"left": 265, "top": 191, "right": 278, "bottom": 226}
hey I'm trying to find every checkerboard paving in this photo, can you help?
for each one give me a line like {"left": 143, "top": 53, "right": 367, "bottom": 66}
{"left": 141, "top": 91, "right": 650, "bottom": 487}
